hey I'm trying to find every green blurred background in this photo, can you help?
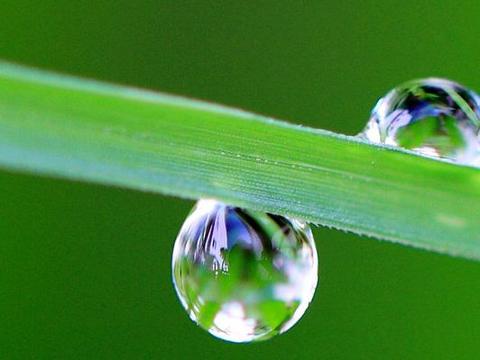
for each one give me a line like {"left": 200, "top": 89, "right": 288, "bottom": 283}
{"left": 1, "top": 1, "right": 480, "bottom": 358}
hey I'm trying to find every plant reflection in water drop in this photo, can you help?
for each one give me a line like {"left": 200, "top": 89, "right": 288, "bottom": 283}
{"left": 172, "top": 200, "right": 318, "bottom": 343}
{"left": 361, "top": 78, "right": 480, "bottom": 165}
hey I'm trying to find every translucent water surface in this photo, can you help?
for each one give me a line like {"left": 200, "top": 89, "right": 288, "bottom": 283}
{"left": 362, "top": 78, "right": 480, "bottom": 165}
{"left": 172, "top": 200, "right": 318, "bottom": 342}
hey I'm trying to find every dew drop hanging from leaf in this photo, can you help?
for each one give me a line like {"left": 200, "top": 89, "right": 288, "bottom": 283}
{"left": 361, "top": 78, "right": 480, "bottom": 165}
{"left": 171, "top": 200, "right": 318, "bottom": 343}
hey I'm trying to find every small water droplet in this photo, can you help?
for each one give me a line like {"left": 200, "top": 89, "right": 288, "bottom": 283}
{"left": 361, "top": 78, "right": 480, "bottom": 164}
{"left": 172, "top": 200, "right": 318, "bottom": 343}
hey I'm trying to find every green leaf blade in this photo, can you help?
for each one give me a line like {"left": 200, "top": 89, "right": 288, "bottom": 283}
{"left": 1, "top": 61, "right": 479, "bottom": 259}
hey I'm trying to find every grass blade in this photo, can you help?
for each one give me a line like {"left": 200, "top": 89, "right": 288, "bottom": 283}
{"left": 1, "top": 61, "right": 479, "bottom": 259}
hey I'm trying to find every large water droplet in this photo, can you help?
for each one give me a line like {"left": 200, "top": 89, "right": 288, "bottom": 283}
{"left": 361, "top": 78, "right": 480, "bottom": 164}
{"left": 172, "top": 200, "right": 318, "bottom": 343}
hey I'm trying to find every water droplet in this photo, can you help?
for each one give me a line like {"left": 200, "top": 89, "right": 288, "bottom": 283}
{"left": 361, "top": 78, "right": 480, "bottom": 164}
{"left": 172, "top": 200, "right": 318, "bottom": 343}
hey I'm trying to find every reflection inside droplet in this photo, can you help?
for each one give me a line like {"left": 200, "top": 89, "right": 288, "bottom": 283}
{"left": 172, "top": 200, "right": 318, "bottom": 343}
{"left": 361, "top": 78, "right": 480, "bottom": 165}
